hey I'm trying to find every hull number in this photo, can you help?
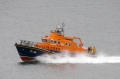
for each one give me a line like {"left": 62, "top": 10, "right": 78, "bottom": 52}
{"left": 30, "top": 50, "right": 36, "bottom": 54}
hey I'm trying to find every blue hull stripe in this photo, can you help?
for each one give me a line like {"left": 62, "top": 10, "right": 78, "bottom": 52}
{"left": 15, "top": 44, "right": 57, "bottom": 58}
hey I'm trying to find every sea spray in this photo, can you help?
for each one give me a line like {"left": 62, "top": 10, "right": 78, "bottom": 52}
{"left": 37, "top": 52, "right": 120, "bottom": 64}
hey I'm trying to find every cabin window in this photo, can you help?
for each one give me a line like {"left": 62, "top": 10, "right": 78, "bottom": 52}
{"left": 54, "top": 41, "right": 57, "bottom": 43}
{"left": 50, "top": 40, "right": 58, "bottom": 44}
{"left": 42, "top": 39, "right": 47, "bottom": 42}
{"left": 65, "top": 43, "right": 68, "bottom": 46}
{"left": 58, "top": 41, "right": 60, "bottom": 44}
{"left": 50, "top": 40, "right": 54, "bottom": 43}
{"left": 65, "top": 42, "right": 71, "bottom": 46}
{"left": 69, "top": 43, "right": 71, "bottom": 46}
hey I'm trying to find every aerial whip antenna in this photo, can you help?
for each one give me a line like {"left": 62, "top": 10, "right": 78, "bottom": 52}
{"left": 61, "top": 20, "right": 65, "bottom": 35}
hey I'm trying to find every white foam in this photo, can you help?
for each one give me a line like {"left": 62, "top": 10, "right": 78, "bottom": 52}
{"left": 37, "top": 52, "right": 120, "bottom": 64}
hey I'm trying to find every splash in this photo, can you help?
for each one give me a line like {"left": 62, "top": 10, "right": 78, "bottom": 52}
{"left": 37, "top": 52, "right": 120, "bottom": 64}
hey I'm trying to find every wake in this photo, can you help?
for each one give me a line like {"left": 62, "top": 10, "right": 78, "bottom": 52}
{"left": 37, "top": 52, "right": 120, "bottom": 64}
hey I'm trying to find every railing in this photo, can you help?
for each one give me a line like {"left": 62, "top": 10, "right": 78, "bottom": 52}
{"left": 20, "top": 40, "right": 35, "bottom": 47}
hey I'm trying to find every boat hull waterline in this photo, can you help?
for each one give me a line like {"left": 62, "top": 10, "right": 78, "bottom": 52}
{"left": 15, "top": 43, "right": 58, "bottom": 62}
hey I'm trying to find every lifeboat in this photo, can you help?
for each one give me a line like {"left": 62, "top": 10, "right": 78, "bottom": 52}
{"left": 15, "top": 23, "right": 96, "bottom": 62}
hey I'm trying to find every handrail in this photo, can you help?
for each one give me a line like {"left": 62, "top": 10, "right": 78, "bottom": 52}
{"left": 65, "top": 36, "right": 83, "bottom": 47}
{"left": 19, "top": 40, "right": 39, "bottom": 47}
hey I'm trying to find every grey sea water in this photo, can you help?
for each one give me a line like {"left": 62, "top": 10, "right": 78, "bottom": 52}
{"left": 0, "top": 0, "right": 120, "bottom": 79}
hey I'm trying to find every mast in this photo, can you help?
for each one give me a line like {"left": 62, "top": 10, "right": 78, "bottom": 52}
{"left": 55, "top": 21, "right": 65, "bottom": 35}
{"left": 61, "top": 21, "right": 65, "bottom": 35}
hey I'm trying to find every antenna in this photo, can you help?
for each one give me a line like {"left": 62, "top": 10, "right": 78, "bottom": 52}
{"left": 61, "top": 21, "right": 65, "bottom": 35}
{"left": 55, "top": 20, "right": 65, "bottom": 35}
{"left": 62, "top": 20, "right": 65, "bottom": 28}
